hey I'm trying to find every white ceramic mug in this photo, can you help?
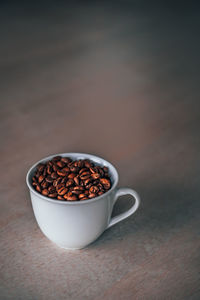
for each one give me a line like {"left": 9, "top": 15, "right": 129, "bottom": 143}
{"left": 26, "top": 153, "right": 140, "bottom": 249}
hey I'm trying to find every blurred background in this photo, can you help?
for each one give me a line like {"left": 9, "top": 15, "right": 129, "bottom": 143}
{"left": 0, "top": 1, "right": 200, "bottom": 299}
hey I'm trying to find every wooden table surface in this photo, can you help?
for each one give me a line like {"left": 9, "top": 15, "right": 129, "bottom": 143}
{"left": 0, "top": 2, "right": 200, "bottom": 299}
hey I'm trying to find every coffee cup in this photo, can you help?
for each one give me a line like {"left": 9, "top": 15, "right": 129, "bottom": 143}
{"left": 26, "top": 153, "right": 140, "bottom": 249}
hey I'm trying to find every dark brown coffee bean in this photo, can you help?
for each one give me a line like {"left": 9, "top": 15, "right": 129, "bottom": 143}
{"left": 85, "top": 183, "right": 92, "bottom": 189}
{"left": 61, "top": 157, "right": 72, "bottom": 164}
{"left": 80, "top": 172, "right": 90, "bottom": 180}
{"left": 57, "top": 195, "right": 64, "bottom": 200}
{"left": 70, "top": 166, "right": 79, "bottom": 173}
{"left": 35, "top": 171, "right": 40, "bottom": 178}
{"left": 74, "top": 176, "right": 80, "bottom": 185}
{"left": 98, "top": 191, "right": 104, "bottom": 196}
{"left": 48, "top": 193, "right": 58, "bottom": 198}
{"left": 72, "top": 186, "right": 84, "bottom": 194}
{"left": 37, "top": 164, "right": 45, "bottom": 172}
{"left": 47, "top": 165, "right": 52, "bottom": 175}
{"left": 80, "top": 197, "right": 88, "bottom": 200}
{"left": 89, "top": 167, "right": 96, "bottom": 174}
{"left": 57, "top": 169, "right": 67, "bottom": 177}
{"left": 32, "top": 176, "right": 37, "bottom": 182}
{"left": 36, "top": 184, "right": 41, "bottom": 193}
{"left": 51, "top": 172, "right": 58, "bottom": 179}
{"left": 85, "top": 190, "right": 89, "bottom": 195}
{"left": 78, "top": 193, "right": 87, "bottom": 199}
{"left": 57, "top": 161, "right": 65, "bottom": 168}
{"left": 57, "top": 187, "right": 68, "bottom": 195}
{"left": 63, "top": 192, "right": 77, "bottom": 201}
{"left": 46, "top": 176, "right": 54, "bottom": 183}
{"left": 61, "top": 177, "right": 67, "bottom": 184}
{"left": 42, "top": 189, "right": 49, "bottom": 196}
{"left": 32, "top": 181, "right": 37, "bottom": 187}
{"left": 52, "top": 156, "right": 62, "bottom": 162}
{"left": 89, "top": 186, "right": 99, "bottom": 194}
{"left": 41, "top": 181, "right": 49, "bottom": 189}
{"left": 91, "top": 173, "right": 100, "bottom": 180}
{"left": 48, "top": 186, "right": 56, "bottom": 193}
{"left": 79, "top": 168, "right": 88, "bottom": 175}
{"left": 48, "top": 161, "right": 53, "bottom": 167}
{"left": 77, "top": 160, "right": 84, "bottom": 168}
{"left": 52, "top": 164, "right": 58, "bottom": 172}
{"left": 98, "top": 167, "right": 104, "bottom": 177}
{"left": 66, "top": 179, "right": 74, "bottom": 187}
{"left": 62, "top": 167, "right": 70, "bottom": 172}
{"left": 68, "top": 173, "right": 76, "bottom": 179}
{"left": 43, "top": 168, "right": 47, "bottom": 176}
{"left": 56, "top": 183, "right": 65, "bottom": 190}
{"left": 84, "top": 178, "right": 92, "bottom": 186}
{"left": 53, "top": 177, "right": 62, "bottom": 187}
{"left": 88, "top": 193, "right": 96, "bottom": 199}
{"left": 100, "top": 178, "right": 111, "bottom": 189}
{"left": 84, "top": 160, "right": 92, "bottom": 168}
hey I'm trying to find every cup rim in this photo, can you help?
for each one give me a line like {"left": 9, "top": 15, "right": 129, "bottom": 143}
{"left": 26, "top": 152, "right": 119, "bottom": 205}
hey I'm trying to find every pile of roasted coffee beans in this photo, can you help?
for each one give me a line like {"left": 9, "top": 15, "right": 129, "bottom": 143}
{"left": 32, "top": 156, "right": 111, "bottom": 201}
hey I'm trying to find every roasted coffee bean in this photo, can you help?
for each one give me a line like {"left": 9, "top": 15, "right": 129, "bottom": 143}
{"left": 53, "top": 177, "right": 62, "bottom": 187}
{"left": 89, "top": 186, "right": 99, "bottom": 194}
{"left": 52, "top": 164, "right": 58, "bottom": 172}
{"left": 65, "top": 195, "right": 77, "bottom": 201}
{"left": 61, "top": 177, "right": 67, "bottom": 184}
{"left": 85, "top": 183, "right": 92, "bottom": 189}
{"left": 41, "top": 181, "right": 49, "bottom": 189}
{"left": 91, "top": 173, "right": 100, "bottom": 180}
{"left": 46, "top": 176, "right": 54, "bottom": 183}
{"left": 51, "top": 172, "right": 58, "bottom": 179}
{"left": 32, "top": 156, "right": 112, "bottom": 201}
{"left": 42, "top": 189, "right": 49, "bottom": 196}
{"left": 79, "top": 168, "right": 88, "bottom": 175}
{"left": 68, "top": 173, "right": 76, "bottom": 179}
{"left": 80, "top": 172, "right": 91, "bottom": 180}
{"left": 36, "top": 184, "right": 41, "bottom": 193}
{"left": 57, "top": 187, "right": 68, "bottom": 195}
{"left": 48, "top": 186, "right": 56, "bottom": 193}
{"left": 48, "top": 193, "right": 58, "bottom": 198}
{"left": 52, "top": 156, "right": 62, "bottom": 162}
{"left": 57, "top": 161, "right": 65, "bottom": 168}
{"left": 70, "top": 166, "right": 79, "bottom": 173}
{"left": 43, "top": 168, "right": 47, "bottom": 176}
{"left": 57, "top": 169, "right": 67, "bottom": 177}
{"left": 62, "top": 167, "right": 70, "bottom": 173}
{"left": 56, "top": 183, "right": 65, "bottom": 190}
{"left": 89, "top": 167, "right": 96, "bottom": 174}
{"left": 47, "top": 165, "right": 52, "bottom": 175}
{"left": 74, "top": 176, "right": 80, "bottom": 185}
{"left": 61, "top": 157, "right": 71, "bottom": 164}
{"left": 88, "top": 193, "right": 96, "bottom": 199}
{"left": 78, "top": 193, "right": 87, "bottom": 199}
{"left": 84, "top": 160, "right": 92, "bottom": 168}
{"left": 84, "top": 178, "right": 92, "bottom": 186}
{"left": 98, "top": 191, "right": 104, "bottom": 196}
{"left": 66, "top": 179, "right": 74, "bottom": 187}
{"left": 100, "top": 178, "right": 111, "bottom": 189}
{"left": 32, "top": 176, "right": 37, "bottom": 182}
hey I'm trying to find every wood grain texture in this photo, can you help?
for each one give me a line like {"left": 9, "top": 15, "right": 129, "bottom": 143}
{"left": 0, "top": 1, "right": 200, "bottom": 299}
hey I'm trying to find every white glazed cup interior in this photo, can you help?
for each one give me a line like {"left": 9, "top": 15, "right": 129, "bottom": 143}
{"left": 26, "top": 153, "right": 119, "bottom": 205}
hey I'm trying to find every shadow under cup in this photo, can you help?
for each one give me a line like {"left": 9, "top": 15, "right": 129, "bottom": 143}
{"left": 26, "top": 153, "right": 140, "bottom": 250}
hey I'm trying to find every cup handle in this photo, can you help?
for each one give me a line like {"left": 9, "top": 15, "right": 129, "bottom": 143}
{"left": 107, "top": 187, "right": 140, "bottom": 229}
